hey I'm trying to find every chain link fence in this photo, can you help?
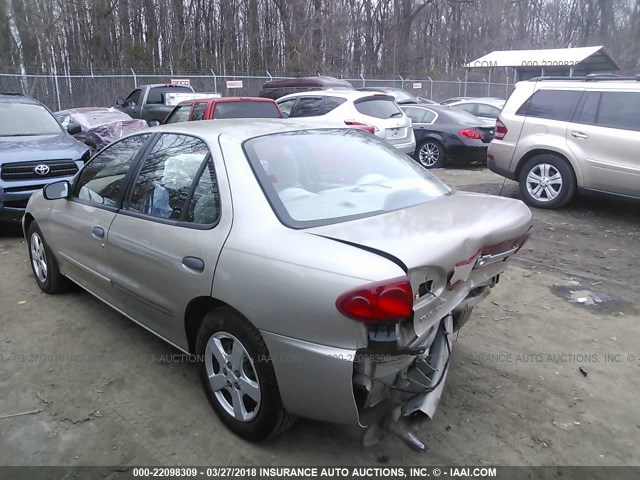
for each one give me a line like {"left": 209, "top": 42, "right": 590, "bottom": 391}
{"left": 0, "top": 71, "right": 513, "bottom": 111}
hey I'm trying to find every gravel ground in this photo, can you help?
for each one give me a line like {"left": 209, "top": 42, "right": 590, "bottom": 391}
{"left": 0, "top": 166, "right": 638, "bottom": 467}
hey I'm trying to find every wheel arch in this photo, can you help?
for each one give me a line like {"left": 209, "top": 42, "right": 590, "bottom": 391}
{"left": 515, "top": 149, "right": 582, "bottom": 187}
{"left": 23, "top": 212, "right": 35, "bottom": 239}
{"left": 184, "top": 296, "right": 242, "bottom": 354}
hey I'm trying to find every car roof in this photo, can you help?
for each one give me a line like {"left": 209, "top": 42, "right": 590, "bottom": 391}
{"left": 147, "top": 118, "right": 349, "bottom": 142}
{"left": 261, "top": 76, "right": 353, "bottom": 89}
{"left": 277, "top": 89, "right": 392, "bottom": 101}
{"left": 177, "top": 97, "right": 277, "bottom": 106}
{"left": 452, "top": 97, "right": 505, "bottom": 106}
{"left": 0, "top": 93, "right": 42, "bottom": 105}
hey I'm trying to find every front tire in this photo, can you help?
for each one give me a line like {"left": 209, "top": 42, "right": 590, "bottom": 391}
{"left": 518, "top": 154, "right": 576, "bottom": 209}
{"left": 196, "top": 307, "right": 295, "bottom": 441}
{"left": 27, "top": 222, "right": 69, "bottom": 294}
{"left": 414, "top": 140, "right": 446, "bottom": 168}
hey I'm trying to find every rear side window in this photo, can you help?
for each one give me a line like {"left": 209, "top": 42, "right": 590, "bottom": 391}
{"left": 191, "top": 102, "right": 207, "bottom": 121}
{"left": 593, "top": 92, "right": 640, "bottom": 131}
{"left": 292, "top": 97, "right": 324, "bottom": 117}
{"left": 403, "top": 107, "right": 427, "bottom": 123}
{"left": 213, "top": 101, "right": 281, "bottom": 119}
{"left": 321, "top": 97, "right": 346, "bottom": 115}
{"left": 126, "top": 134, "right": 217, "bottom": 224}
{"left": 354, "top": 97, "right": 402, "bottom": 119}
{"left": 516, "top": 89, "right": 582, "bottom": 121}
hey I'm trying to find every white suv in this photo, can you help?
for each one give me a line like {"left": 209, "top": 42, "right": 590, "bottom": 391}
{"left": 277, "top": 90, "right": 416, "bottom": 154}
{"left": 488, "top": 76, "right": 640, "bottom": 209}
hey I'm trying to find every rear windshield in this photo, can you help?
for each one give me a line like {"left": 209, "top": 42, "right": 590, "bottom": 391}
{"left": 354, "top": 97, "right": 402, "bottom": 119}
{"left": 214, "top": 101, "right": 281, "bottom": 119}
{"left": 0, "top": 103, "right": 62, "bottom": 136}
{"left": 243, "top": 129, "right": 450, "bottom": 228}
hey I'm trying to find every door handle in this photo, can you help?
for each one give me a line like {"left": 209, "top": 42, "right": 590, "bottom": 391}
{"left": 91, "top": 226, "right": 105, "bottom": 238}
{"left": 571, "top": 131, "right": 588, "bottom": 139}
{"left": 182, "top": 256, "right": 205, "bottom": 272}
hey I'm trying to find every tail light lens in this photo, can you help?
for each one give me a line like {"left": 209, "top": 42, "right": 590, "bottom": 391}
{"left": 459, "top": 128, "right": 483, "bottom": 140}
{"left": 494, "top": 119, "right": 508, "bottom": 140}
{"left": 345, "top": 120, "right": 377, "bottom": 134}
{"left": 336, "top": 277, "right": 413, "bottom": 323}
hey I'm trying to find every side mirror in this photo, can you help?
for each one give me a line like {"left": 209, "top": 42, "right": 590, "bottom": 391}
{"left": 116, "top": 98, "right": 125, "bottom": 106}
{"left": 148, "top": 120, "right": 160, "bottom": 127}
{"left": 43, "top": 181, "right": 71, "bottom": 200}
{"left": 67, "top": 120, "right": 82, "bottom": 136}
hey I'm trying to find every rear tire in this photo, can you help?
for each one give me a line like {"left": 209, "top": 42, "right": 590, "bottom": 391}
{"left": 518, "top": 154, "right": 576, "bottom": 209}
{"left": 414, "top": 140, "right": 446, "bottom": 168}
{"left": 27, "top": 222, "right": 69, "bottom": 294}
{"left": 196, "top": 307, "right": 295, "bottom": 441}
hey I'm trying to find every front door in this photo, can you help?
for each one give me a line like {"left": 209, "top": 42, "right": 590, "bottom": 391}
{"left": 106, "top": 133, "right": 232, "bottom": 347}
{"left": 47, "top": 134, "right": 151, "bottom": 301}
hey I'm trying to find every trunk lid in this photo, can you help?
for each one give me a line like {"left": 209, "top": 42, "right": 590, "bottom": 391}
{"left": 308, "top": 191, "right": 532, "bottom": 273}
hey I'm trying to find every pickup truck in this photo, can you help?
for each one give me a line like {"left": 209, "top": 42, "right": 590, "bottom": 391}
{"left": 163, "top": 97, "right": 282, "bottom": 124}
{"left": 115, "top": 83, "right": 196, "bottom": 125}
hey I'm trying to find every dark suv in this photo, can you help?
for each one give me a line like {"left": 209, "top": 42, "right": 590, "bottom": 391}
{"left": 0, "top": 93, "right": 90, "bottom": 222}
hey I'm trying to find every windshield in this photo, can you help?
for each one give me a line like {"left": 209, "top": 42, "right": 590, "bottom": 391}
{"left": 388, "top": 89, "right": 417, "bottom": 103}
{"left": 214, "top": 101, "right": 281, "bottom": 119}
{"left": 0, "top": 103, "right": 62, "bottom": 136}
{"left": 244, "top": 129, "right": 450, "bottom": 228}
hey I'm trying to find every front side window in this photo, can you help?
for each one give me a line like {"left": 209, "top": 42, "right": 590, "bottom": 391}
{"left": 165, "top": 104, "right": 192, "bottom": 124}
{"left": 125, "top": 89, "right": 141, "bottom": 106}
{"left": 126, "top": 134, "right": 211, "bottom": 222}
{"left": 0, "top": 103, "right": 62, "bottom": 136}
{"left": 277, "top": 99, "right": 297, "bottom": 118}
{"left": 243, "top": 129, "right": 450, "bottom": 228}
{"left": 74, "top": 134, "right": 150, "bottom": 207}
{"left": 516, "top": 89, "right": 582, "bottom": 121}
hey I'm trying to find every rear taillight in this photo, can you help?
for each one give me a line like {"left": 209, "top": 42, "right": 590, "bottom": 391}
{"left": 459, "top": 128, "right": 483, "bottom": 140}
{"left": 345, "top": 120, "right": 377, "bottom": 134}
{"left": 336, "top": 277, "right": 413, "bottom": 323}
{"left": 494, "top": 119, "right": 508, "bottom": 140}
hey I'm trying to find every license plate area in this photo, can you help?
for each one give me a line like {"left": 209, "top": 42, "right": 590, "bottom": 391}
{"left": 386, "top": 127, "right": 403, "bottom": 139}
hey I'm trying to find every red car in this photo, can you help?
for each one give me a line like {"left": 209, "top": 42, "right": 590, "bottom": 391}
{"left": 162, "top": 97, "right": 282, "bottom": 124}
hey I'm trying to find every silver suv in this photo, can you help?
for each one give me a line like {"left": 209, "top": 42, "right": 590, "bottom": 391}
{"left": 488, "top": 76, "right": 640, "bottom": 208}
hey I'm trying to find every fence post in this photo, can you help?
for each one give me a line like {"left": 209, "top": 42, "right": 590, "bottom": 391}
{"left": 131, "top": 68, "right": 137, "bottom": 88}
{"left": 360, "top": 73, "right": 365, "bottom": 88}
{"left": 398, "top": 74, "right": 404, "bottom": 89}
{"left": 210, "top": 69, "right": 217, "bottom": 93}
{"left": 456, "top": 77, "right": 461, "bottom": 97}
{"left": 487, "top": 68, "right": 492, "bottom": 96}
{"left": 53, "top": 72, "right": 62, "bottom": 111}
{"left": 464, "top": 70, "right": 468, "bottom": 96}
{"left": 427, "top": 76, "right": 433, "bottom": 100}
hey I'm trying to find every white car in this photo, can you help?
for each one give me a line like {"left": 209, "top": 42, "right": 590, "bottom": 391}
{"left": 276, "top": 90, "right": 416, "bottom": 154}
{"left": 446, "top": 97, "right": 505, "bottom": 125}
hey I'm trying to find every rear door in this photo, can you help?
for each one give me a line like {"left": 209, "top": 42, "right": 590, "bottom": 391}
{"left": 403, "top": 106, "right": 437, "bottom": 143}
{"left": 106, "top": 133, "right": 232, "bottom": 346}
{"left": 47, "top": 134, "right": 151, "bottom": 301}
{"left": 566, "top": 90, "right": 640, "bottom": 196}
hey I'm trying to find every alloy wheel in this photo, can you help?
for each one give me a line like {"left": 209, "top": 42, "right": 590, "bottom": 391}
{"left": 525, "top": 163, "right": 563, "bottom": 202}
{"left": 419, "top": 142, "right": 440, "bottom": 167}
{"left": 204, "top": 332, "right": 261, "bottom": 422}
{"left": 30, "top": 232, "right": 48, "bottom": 283}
